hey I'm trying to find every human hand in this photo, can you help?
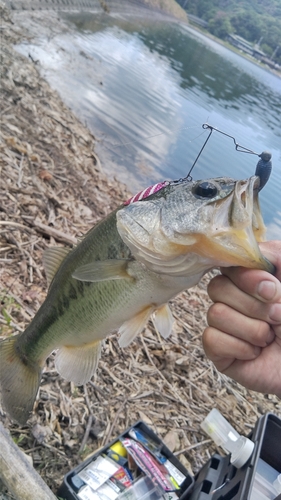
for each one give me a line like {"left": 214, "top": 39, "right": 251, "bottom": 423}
{"left": 202, "top": 240, "right": 281, "bottom": 396}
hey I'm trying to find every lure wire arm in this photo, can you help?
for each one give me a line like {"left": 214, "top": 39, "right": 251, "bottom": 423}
{"left": 125, "top": 124, "right": 272, "bottom": 202}
{"left": 202, "top": 123, "right": 260, "bottom": 155}
{"left": 185, "top": 125, "right": 214, "bottom": 180}
{"left": 184, "top": 123, "right": 266, "bottom": 183}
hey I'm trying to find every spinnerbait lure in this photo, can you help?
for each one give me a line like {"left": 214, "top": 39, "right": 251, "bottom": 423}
{"left": 124, "top": 123, "right": 273, "bottom": 206}
{"left": 186, "top": 123, "right": 273, "bottom": 190}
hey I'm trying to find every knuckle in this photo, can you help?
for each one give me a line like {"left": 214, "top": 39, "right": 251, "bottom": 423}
{"left": 247, "top": 299, "right": 266, "bottom": 320}
{"left": 202, "top": 326, "right": 219, "bottom": 359}
{"left": 253, "top": 320, "right": 271, "bottom": 346}
{"left": 207, "top": 274, "right": 226, "bottom": 299}
{"left": 207, "top": 302, "right": 227, "bottom": 325}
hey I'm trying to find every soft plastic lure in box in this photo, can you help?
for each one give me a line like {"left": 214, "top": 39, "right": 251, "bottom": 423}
{"left": 121, "top": 438, "right": 179, "bottom": 492}
{"left": 128, "top": 428, "right": 167, "bottom": 464}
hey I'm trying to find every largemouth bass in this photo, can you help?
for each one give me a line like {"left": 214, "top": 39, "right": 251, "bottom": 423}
{"left": 0, "top": 176, "right": 274, "bottom": 424}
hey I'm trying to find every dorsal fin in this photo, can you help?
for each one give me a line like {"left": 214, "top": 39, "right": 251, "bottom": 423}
{"left": 43, "top": 247, "right": 71, "bottom": 286}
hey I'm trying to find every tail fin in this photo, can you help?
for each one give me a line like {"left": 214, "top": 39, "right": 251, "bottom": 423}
{"left": 0, "top": 336, "right": 42, "bottom": 424}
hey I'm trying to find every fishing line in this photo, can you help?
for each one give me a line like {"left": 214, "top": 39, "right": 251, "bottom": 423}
{"left": 103, "top": 124, "right": 202, "bottom": 149}
{"left": 98, "top": 121, "right": 205, "bottom": 185}
{"left": 100, "top": 123, "right": 206, "bottom": 182}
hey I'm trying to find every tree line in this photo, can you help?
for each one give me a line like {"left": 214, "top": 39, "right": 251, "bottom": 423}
{"left": 177, "top": 0, "right": 281, "bottom": 65}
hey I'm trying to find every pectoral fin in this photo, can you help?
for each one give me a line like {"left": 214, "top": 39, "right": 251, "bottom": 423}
{"left": 72, "top": 259, "right": 133, "bottom": 282}
{"left": 118, "top": 306, "right": 153, "bottom": 348}
{"left": 152, "top": 304, "right": 174, "bottom": 339}
{"left": 43, "top": 247, "right": 71, "bottom": 286}
{"left": 55, "top": 340, "right": 102, "bottom": 386}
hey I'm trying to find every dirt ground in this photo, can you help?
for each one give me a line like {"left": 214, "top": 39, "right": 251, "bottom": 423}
{"left": 0, "top": 3, "right": 280, "bottom": 498}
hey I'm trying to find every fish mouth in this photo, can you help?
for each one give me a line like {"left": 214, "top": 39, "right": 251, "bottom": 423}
{"left": 117, "top": 175, "right": 274, "bottom": 277}
{"left": 194, "top": 176, "right": 274, "bottom": 273}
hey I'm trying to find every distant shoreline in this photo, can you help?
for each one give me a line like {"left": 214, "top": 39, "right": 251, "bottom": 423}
{"left": 183, "top": 21, "right": 281, "bottom": 80}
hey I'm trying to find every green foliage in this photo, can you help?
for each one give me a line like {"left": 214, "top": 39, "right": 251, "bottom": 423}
{"left": 13, "top": 434, "right": 27, "bottom": 446}
{"left": 209, "top": 11, "right": 234, "bottom": 38}
{"left": 231, "top": 10, "right": 264, "bottom": 41}
{"left": 262, "top": 42, "right": 274, "bottom": 56}
{"left": 178, "top": 0, "right": 281, "bottom": 64}
{"left": 2, "top": 308, "right": 12, "bottom": 325}
{"left": 0, "top": 293, "right": 20, "bottom": 330}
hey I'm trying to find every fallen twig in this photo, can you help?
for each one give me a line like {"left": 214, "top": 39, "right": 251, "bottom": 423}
{"left": 22, "top": 217, "right": 77, "bottom": 246}
{"left": 174, "top": 438, "right": 212, "bottom": 456}
{"left": 79, "top": 385, "right": 94, "bottom": 454}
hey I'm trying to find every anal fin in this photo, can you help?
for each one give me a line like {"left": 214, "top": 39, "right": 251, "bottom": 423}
{"left": 152, "top": 304, "right": 174, "bottom": 339}
{"left": 55, "top": 340, "right": 102, "bottom": 386}
{"left": 118, "top": 306, "right": 153, "bottom": 348}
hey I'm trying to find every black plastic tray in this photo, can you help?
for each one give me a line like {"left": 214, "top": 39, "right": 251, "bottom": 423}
{"left": 188, "top": 412, "right": 281, "bottom": 500}
{"left": 57, "top": 420, "right": 194, "bottom": 499}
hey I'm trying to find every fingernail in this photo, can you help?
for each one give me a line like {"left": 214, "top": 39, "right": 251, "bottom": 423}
{"left": 257, "top": 280, "right": 276, "bottom": 301}
{"left": 253, "top": 346, "right": 261, "bottom": 357}
{"left": 269, "top": 303, "right": 281, "bottom": 322}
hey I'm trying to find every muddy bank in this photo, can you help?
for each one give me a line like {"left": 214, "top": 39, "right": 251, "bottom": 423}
{"left": 0, "top": 3, "right": 280, "bottom": 497}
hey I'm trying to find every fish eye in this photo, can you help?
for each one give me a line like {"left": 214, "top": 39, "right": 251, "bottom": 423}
{"left": 193, "top": 181, "right": 218, "bottom": 199}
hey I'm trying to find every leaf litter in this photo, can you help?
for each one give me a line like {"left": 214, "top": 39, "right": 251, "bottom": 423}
{"left": 0, "top": 3, "right": 280, "bottom": 497}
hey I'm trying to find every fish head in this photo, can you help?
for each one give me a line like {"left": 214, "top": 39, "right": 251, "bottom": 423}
{"left": 117, "top": 176, "right": 274, "bottom": 277}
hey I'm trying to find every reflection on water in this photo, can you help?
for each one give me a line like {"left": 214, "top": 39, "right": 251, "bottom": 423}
{"left": 16, "top": 7, "right": 281, "bottom": 238}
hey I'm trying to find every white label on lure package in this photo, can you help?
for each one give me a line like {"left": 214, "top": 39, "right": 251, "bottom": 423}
{"left": 164, "top": 460, "right": 186, "bottom": 486}
{"left": 77, "top": 481, "right": 120, "bottom": 500}
{"left": 98, "top": 482, "right": 120, "bottom": 499}
{"left": 77, "top": 484, "right": 100, "bottom": 500}
{"left": 78, "top": 456, "right": 119, "bottom": 491}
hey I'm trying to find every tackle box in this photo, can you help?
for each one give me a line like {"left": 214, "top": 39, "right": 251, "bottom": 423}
{"left": 57, "top": 413, "right": 281, "bottom": 500}
{"left": 57, "top": 420, "right": 194, "bottom": 500}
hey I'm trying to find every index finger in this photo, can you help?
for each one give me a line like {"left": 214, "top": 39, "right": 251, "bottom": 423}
{"left": 220, "top": 240, "right": 281, "bottom": 302}
{"left": 220, "top": 267, "right": 281, "bottom": 303}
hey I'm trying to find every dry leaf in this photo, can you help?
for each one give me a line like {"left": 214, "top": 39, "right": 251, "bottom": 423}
{"left": 39, "top": 169, "right": 53, "bottom": 181}
{"left": 163, "top": 429, "right": 180, "bottom": 453}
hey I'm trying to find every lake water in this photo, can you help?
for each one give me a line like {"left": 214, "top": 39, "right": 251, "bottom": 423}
{"left": 16, "top": 5, "right": 281, "bottom": 239}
